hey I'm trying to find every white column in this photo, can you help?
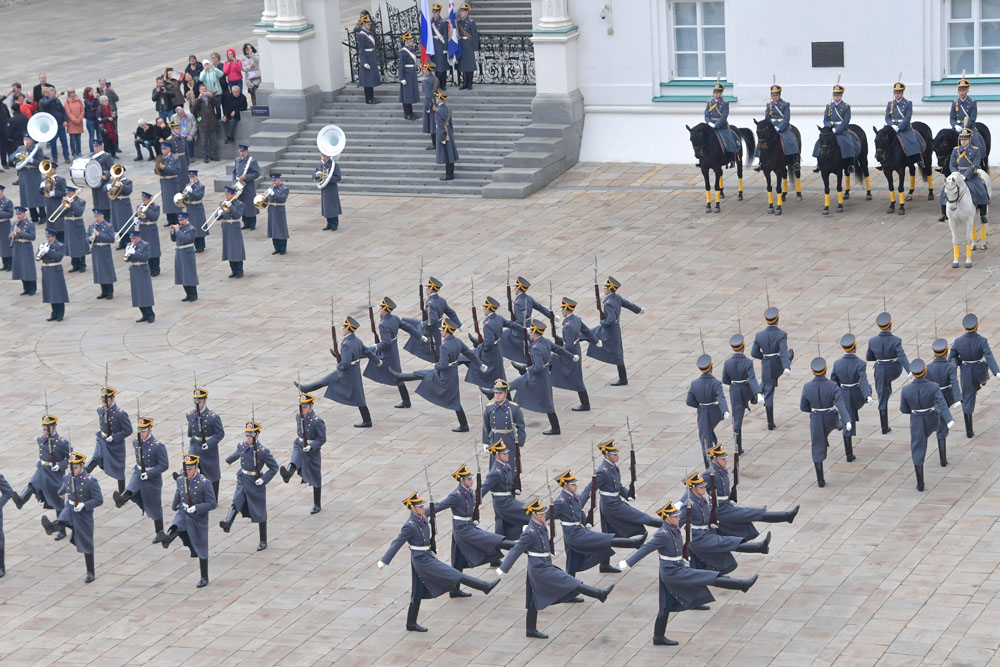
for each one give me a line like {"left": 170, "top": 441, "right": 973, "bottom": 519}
{"left": 537, "top": 0, "right": 573, "bottom": 31}
{"left": 273, "top": 0, "right": 309, "bottom": 31}
{"left": 258, "top": 0, "right": 277, "bottom": 26}
{"left": 532, "top": 0, "right": 579, "bottom": 97}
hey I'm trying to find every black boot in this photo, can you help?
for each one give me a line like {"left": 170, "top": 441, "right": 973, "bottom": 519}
{"left": 152, "top": 519, "right": 164, "bottom": 543}
{"left": 0, "top": 549, "right": 5, "bottom": 578}
{"left": 280, "top": 463, "right": 296, "bottom": 483}
{"left": 257, "top": 522, "right": 267, "bottom": 551}
{"left": 965, "top": 413, "right": 974, "bottom": 438}
{"left": 85, "top": 459, "right": 98, "bottom": 473}
{"left": 394, "top": 384, "right": 411, "bottom": 408}
{"left": 653, "top": 612, "right": 678, "bottom": 646}
{"left": 765, "top": 405, "right": 776, "bottom": 430}
{"left": 499, "top": 539, "right": 517, "bottom": 550}
{"left": 212, "top": 480, "right": 220, "bottom": 498}
{"left": 543, "top": 412, "right": 561, "bottom": 436}
{"left": 712, "top": 573, "right": 759, "bottom": 592}
{"left": 938, "top": 437, "right": 948, "bottom": 467}
{"left": 512, "top": 361, "right": 527, "bottom": 376}
{"left": 41, "top": 515, "right": 64, "bottom": 535}
{"left": 599, "top": 560, "right": 621, "bottom": 574}
{"left": 814, "top": 462, "right": 825, "bottom": 488}
{"left": 440, "top": 161, "right": 455, "bottom": 181}
{"left": 939, "top": 204, "right": 947, "bottom": 222}
{"left": 526, "top": 607, "right": 547, "bottom": 639}
{"left": 843, "top": 434, "right": 855, "bottom": 462}
{"left": 576, "top": 582, "right": 614, "bottom": 603}
{"left": 19, "top": 485, "right": 35, "bottom": 506}
{"left": 406, "top": 601, "right": 427, "bottom": 632}
{"left": 453, "top": 410, "right": 469, "bottom": 432}
{"left": 450, "top": 573, "right": 472, "bottom": 597}
{"left": 158, "top": 526, "right": 179, "bottom": 548}
{"left": 117, "top": 479, "right": 125, "bottom": 494}
{"left": 312, "top": 486, "right": 322, "bottom": 514}
{"left": 735, "top": 430, "right": 744, "bottom": 454}
{"left": 915, "top": 465, "right": 924, "bottom": 492}
{"left": 355, "top": 406, "right": 372, "bottom": 428}
{"left": 611, "top": 534, "right": 647, "bottom": 548}
{"left": 572, "top": 391, "right": 591, "bottom": 412}
{"left": 760, "top": 505, "right": 799, "bottom": 523}
{"left": 735, "top": 531, "right": 770, "bottom": 554}
{"left": 458, "top": 573, "right": 499, "bottom": 594}
{"left": 113, "top": 489, "right": 132, "bottom": 508}
{"left": 197, "top": 558, "right": 209, "bottom": 588}
{"left": 84, "top": 553, "right": 95, "bottom": 583}
{"left": 879, "top": 409, "right": 891, "bottom": 434}
{"left": 611, "top": 365, "right": 628, "bottom": 386}
{"left": 219, "top": 505, "right": 237, "bottom": 533}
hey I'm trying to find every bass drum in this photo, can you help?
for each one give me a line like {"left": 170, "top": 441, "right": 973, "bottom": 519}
{"left": 70, "top": 158, "right": 104, "bottom": 189}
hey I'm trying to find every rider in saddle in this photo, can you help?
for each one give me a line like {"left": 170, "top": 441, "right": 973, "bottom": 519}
{"left": 703, "top": 76, "right": 738, "bottom": 168}
{"left": 811, "top": 80, "right": 861, "bottom": 173}
{"left": 885, "top": 80, "right": 925, "bottom": 168}
{"left": 951, "top": 75, "right": 983, "bottom": 150}
{"left": 948, "top": 127, "right": 989, "bottom": 226}
{"left": 752, "top": 82, "right": 798, "bottom": 172}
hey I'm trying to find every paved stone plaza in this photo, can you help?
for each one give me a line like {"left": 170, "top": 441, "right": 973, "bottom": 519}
{"left": 3, "top": 2, "right": 1000, "bottom": 666}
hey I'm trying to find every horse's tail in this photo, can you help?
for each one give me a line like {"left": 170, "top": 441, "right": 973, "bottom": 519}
{"left": 913, "top": 121, "right": 933, "bottom": 181}
{"left": 849, "top": 124, "right": 869, "bottom": 178}
{"left": 976, "top": 122, "right": 991, "bottom": 173}
{"left": 737, "top": 127, "right": 755, "bottom": 166}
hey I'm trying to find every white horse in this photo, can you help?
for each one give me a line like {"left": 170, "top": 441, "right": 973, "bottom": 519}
{"left": 944, "top": 170, "right": 991, "bottom": 268}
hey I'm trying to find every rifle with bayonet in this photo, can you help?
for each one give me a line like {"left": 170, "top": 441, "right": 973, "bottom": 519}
{"left": 471, "top": 277, "right": 483, "bottom": 344}
{"left": 472, "top": 438, "right": 481, "bottom": 522}
{"left": 419, "top": 258, "right": 438, "bottom": 362}
{"left": 135, "top": 398, "right": 146, "bottom": 476}
{"left": 330, "top": 298, "right": 342, "bottom": 362}
{"left": 594, "top": 257, "right": 604, "bottom": 319}
{"left": 368, "top": 277, "right": 380, "bottom": 344}
{"left": 586, "top": 447, "right": 597, "bottom": 526}
{"left": 424, "top": 467, "right": 437, "bottom": 553}
{"left": 545, "top": 469, "right": 555, "bottom": 554}
{"left": 103, "top": 363, "right": 112, "bottom": 439}
{"left": 548, "top": 281, "right": 561, "bottom": 345}
{"left": 626, "top": 416, "right": 637, "bottom": 500}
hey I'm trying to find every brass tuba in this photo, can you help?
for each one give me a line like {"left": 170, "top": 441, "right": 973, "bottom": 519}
{"left": 107, "top": 164, "right": 126, "bottom": 200}
{"left": 315, "top": 125, "right": 346, "bottom": 189}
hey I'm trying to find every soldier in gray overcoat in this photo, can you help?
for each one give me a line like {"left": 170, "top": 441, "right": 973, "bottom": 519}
{"left": 61, "top": 189, "right": 89, "bottom": 272}
{"left": 183, "top": 171, "right": 208, "bottom": 252}
{"left": 830, "top": 334, "right": 873, "bottom": 462}
{"left": 0, "top": 473, "right": 24, "bottom": 577}
{"left": 704, "top": 444, "right": 797, "bottom": 540}
{"left": 188, "top": 387, "right": 225, "bottom": 497}
{"left": 482, "top": 379, "right": 526, "bottom": 471}
{"left": 315, "top": 155, "right": 342, "bottom": 231}
{"left": 42, "top": 452, "right": 102, "bottom": 583}
{"left": 866, "top": 311, "right": 910, "bottom": 434}
{"left": 686, "top": 354, "right": 730, "bottom": 464}
{"left": 886, "top": 81, "right": 925, "bottom": 161}
{"left": 279, "top": 393, "right": 327, "bottom": 514}
{"left": 158, "top": 453, "right": 217, "bottom": 588}
{"left": 950, "top": 313, "right": 1000, "bottom": 437}
{"left": 377, "top": 491, "right": 498, "bottom": 632}
{"left": 927, "top": 338, "right": 963, "bottom": 466}
{"left": 158, "top": 142, "right": 183, "bottom": 228}
{"left": 550, "top": 297, "right": 600, "bottom": 411}
{"left": 89, "top": 139, "right": 113, "bottom": 218}
{"left": 430, "top": 5, "right": 450, "bottom": 89}
{"left": 39, "top": 227, "right": 68, "bottom": 321}
{"left": 220, "top": 420, "right": 279, "bottom": 551}
{"left": 114, "top": 415, "right": 168, "bottom": 540}
{"left": 595, "top": 440, "right": 661, "bottom": 538}
{"left": 297, "top": 316, "right": 378, "bottom": 428}
{"left": 125, "top": 229, "right": 155, "bottom": 323}
{"left": 722, "top": 334, "right": 763, "bottom": 454}
{"left": 510, "top": 319, "right": 577, "bottom": 436}
{"left": 900, "top": 359, "right": 954, "bottom": 492}
{"left": 455, "top": 3, "right": 480, "bottom": 90}
{"left": 108, "top": 176, "right": 133, "bottom": 247}
{"left": 88, "top": 210, "right": 116, "bottom": 299}
{"left": 39, "top": 162, "right": 67, "bottom": 241}
{"left": 398, "top": 33, "right": 420, "bottom": 120}
{"left": 357, "top": 16, "right": 381, "bottom": 104}
{"left": 134, "top": 191, "right": 162, "bottom": 276}
{"left": 500, "top": 277, "right": 552, "bottom": 364}
{"left": 265, "top": 173, "right": 289, "bottom": 254}
{"left": 169, "top": 212, "right": 198, "bottom": 302}
{"left": 751, "top": 306, "right": 794, "bottom": 429}
{"left": 435, "top": 92, "right": 458, "bottom": 180}
{"left": 363, "top": 296, "right": 422, "bottom": 408}
{"left": 219, "top": 187, "right": 245, "bottom": 278}
{"left": 480, "top": 441, "right": 527, "bottom": 539}
{"left": 586, "top": 275, "right": 644, "bottom": 386}
{"left": 10, "top": 208, "right": 38, "bottom": 295}
{"left": 422, "top": 62, "right": 439, "bottom": 148}
{"left": 21, "top": 414, "right": 70, "bottom": 540}
{"left": 14, "top": 135, "right": 46, "bottom": 221}
{"left": 800, "top": 357, "right": 852, "bottom": 488}
{"left": 87, "top": 386, "right": 132, "bottom": 494}
{"left": 0, "top": 184, "right": 14, "bottom": 271}
{"left": 233, "top": 146, "right": 260, "bottom": 230}
{"left": 403, "top": 276, "right": 462, "bottom": 363}
{"left": 467, "top": 296, "right": 516, "bottom": 390}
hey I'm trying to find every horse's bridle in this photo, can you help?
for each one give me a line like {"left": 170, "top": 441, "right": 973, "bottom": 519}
{"left": 945, "top": 177, "right": 966, "bottom": 205}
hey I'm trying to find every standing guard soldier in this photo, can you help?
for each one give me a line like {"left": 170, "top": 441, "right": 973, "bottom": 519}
{"left": 357, "top": 16, "right": 381, "bottom": 104}
{"left": 279, "top": 392, "right": 327, "bottom": 514}
{"left": 15, "top": 134, "right": 47, "bottom": 222}
{"left": 430, "top": 4, "right": 450, "bottom": 90}
{"left": 885, "top": 80, "right": 926, "bottom": 168}
{"left": 587, "top": 275, "right": 644, "bottom": 386}
{"left": 496, "top": 498, "right": 615, "bottom": 639}
{"left": 169, "top": 212, "right": 198, "bottom": 302}
{"left": 800, "top": 357, "right": 851, "bottom": 488}
{"left": 157, "top": 141, "right": 182, "bottom": 229}
{"left": 109, "top": 174, "right": 134, "bottom": 249}
{"left": 220, "top": 420, "right": 278, "bottom": 551}
{"left": 39, "top": 160, "right": 67, "bottom": 242}
{"left": 704, "top": 444, "right": 798, "bottom": 540}
{"left": 553, "top": 470, "right": 645, "bottom": 577}
{"left": 265, "top": 173, "right": 290, "bottom": 255}
{"left": 950, "top": 313, "right": 1000, "bottom": 437}
{"left": 482, "top": 379, "right": 526, "bottom": 470}
{"left": 233, "top": 145, "right": 260, "bottom": 230}
{"left": 88, "top": 210, "right": 116, "bottom": 299}
{"left": 315, "top": 152, "right": 342, "bottom": 231}
{"left": 42, "top": 452, "right": 102, "bottom": 582}
{"left": 480, "top": 440, "right": 528, "bottom": 539}
{"left": 62, "top": 186, "right": 89, "bottom": 273}
{"left": 900, "top": 359, "right": 954, "bottom": 491}
{"left": 398, "top": 33, "right": 420, "bottom": 120}
{"left": 595, "top": 440, "right": 662, "bottom": 537}
{"left": 927, "top": 338, "right": 963, "bottom": 466}
{"left": 363, "top": 296, "right": 422, "bottom": 408}
{"left": 704, "top": 78, "right": 739, "bottom": 166}
{"left": 87, "top": 385, "right": 132, "bottom": 494}
{"left": 618, "top": 500, "right": 759, "bottom": 647}
{"left": 456, "top": 3, "right": 480, "bottom": 90}
{"left": 113, "top": 415, "right": 168, "bottom": 542}
{"left": 511, "top": 319, "right": 577, "bottom": 436}
{"left": 0, "top": 184, "right": 13, "bottom": 271}
{"left": 188, "top": 386, "right": 225, "bottom": 498}
{"left": 21, "top": 413, "right": 70, "bottom": 541}
{"left": 469, "top": 296, "right": 517, "bottom": 391}
{"left": 0, "top": 473, "right": 24, "bottom": 577}
{"left": 404, "top": 275, "right": 462, "bottom": 363}
{"left": 686, "top": 354, "right": 730, "bottom": 464}
{"left": 125, "top": 228, "right": 155, "bottom": 323}
{"left": 866, "top": 311, "right": 911, "bottom": 434}
{"left": 751, "top": 306, "right": 793, "bottom": 429}
{"left": 89, "top": 139, "right": 113, "bottom": 219}
{"left": 422, "top": 62, "right": 439, "bottom": 150}
{"left": 296, "top": 316, "right": 378, "bottom": 428}
{"left": 500, "top": 276, "right": 552, "bottom": 365}
{"left": 435, "top": 92, "right": 458, "bottom": 181}
{"left": 430, "top": 465, "right": 516, "bottom": 597}
{"left": 184, "top": 171, "right": 208, "bottom": 252}
{"left": 158, "top": 453, "right": 216, "bottom": 588}
{"left": 722, "top": 334, "right": 763, "bottom": 454}
{"left": 219, "top": 186, "right": 246, "bottom": 278}
{"left": 38, "top": 226, "right": 68, "bottom": 321}
{"left": 10, "top": 207, "right": 38, "bottom": 295}
{"left": 831, "top": 334, "right": 873, "bottom": 462}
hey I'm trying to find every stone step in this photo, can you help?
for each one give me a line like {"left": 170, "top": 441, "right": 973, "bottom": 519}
{"left": 279, "top": 151, "right": 507, "bottom": 164}
{"left": 307, "top": 108, "right": 532, "bottom": 119}
{"left": 280, "top": 160, "right": 501, "bottom": 173}
{"left": 289, "top": 135, "right": 523, "bottom": 146}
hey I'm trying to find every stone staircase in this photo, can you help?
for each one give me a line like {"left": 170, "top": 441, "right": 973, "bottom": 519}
{"left": 473, "top": 0, "right": 533, "bottom": 35}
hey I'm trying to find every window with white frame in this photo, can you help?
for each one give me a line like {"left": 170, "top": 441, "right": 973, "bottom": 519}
{"left": 947, "top": 0, "right": 1000, "bottom": 75}
{"left": 671, "top": 1, "right": 726, "bottom": 79}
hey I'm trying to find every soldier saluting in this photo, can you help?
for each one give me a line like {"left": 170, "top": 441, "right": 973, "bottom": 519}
{"left": 158, "top": 453, "right": 217, "bottom": 588}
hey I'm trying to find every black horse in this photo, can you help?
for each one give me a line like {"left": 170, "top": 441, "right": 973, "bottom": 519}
{"left": 872, "top": 122, "right": 934, "bottom": 215}
{"left": 816, "top": 125, "right": 872, "bottom": 215}
{"left": 933, "top": 124, "right": 992, "bottom": 173}
{"left": 686, "top": 122, "right": 755, "bottom": 212}
{"left": 754, "top": 119, "right": 801, "bottom": 216}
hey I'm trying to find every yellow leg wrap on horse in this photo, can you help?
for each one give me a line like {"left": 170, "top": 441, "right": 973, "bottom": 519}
{"left": 973, "top": 226, "right": 979, "bottom": 241}
{"left": 838, "top": 191, "right": 844, "bottom": 205}
{"left": 954, "top": 245, "right": 960, "bottom": 260}
{"left": 719, "top": 176, "right": 724, "bottom": 189}
{"left": 738, "top": 177, "right": 743, "bottom": 193}
{"left": 983, "top": 225, "right": 988, "bottom": 241}
{"left": 714, "top": 190, "right": 720, "bottom": 203}
{"left": 910, "top": 174, "right": 916, "bottom": 191}
{"left": 890, "top": 190, "right": 897, "bottom": 203}
{"left": 865, "top": 176, "right": 871, "bottom": 191}
{"left": 845, "top": 174, "right": 851, "bottom": 191}
{"left": 967, "top": 244, "right": 973, "bottom": 258}
{"left": 706, "top": 191, "right": 711, "bottom": 204}
{"left": 824, "top": 193, "right": 830, "bottom": 207}
{"left": 928, "top": 173, "right": 933, "bottom": 189}
{"left": 768, "top": 191, "right": 774, "bottom": 205}
{"left": 795, "top": 178, "right": 802, "bottom": 194}
{"left": 777, "top": 192, "right": 783, "bottom": 206}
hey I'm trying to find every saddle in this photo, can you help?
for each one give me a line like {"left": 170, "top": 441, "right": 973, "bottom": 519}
{"left": 895, "top": 129, "right": 926, "bottom": 155}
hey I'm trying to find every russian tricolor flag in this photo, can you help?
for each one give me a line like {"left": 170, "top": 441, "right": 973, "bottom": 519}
{"left": 448, "top": 0, "right": 461, "bottom": 65}
{"left": 419, "top": 0, "right": 434, "bottom": 63}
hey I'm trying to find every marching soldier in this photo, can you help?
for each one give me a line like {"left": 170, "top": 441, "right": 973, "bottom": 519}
{"left": 885, "top": 80, "right": 925, "bottom": 168}
{"left": 157, "top": 141, "right": 182, "bottom": 228}
{"left": 752, "top": 82, "right": 800, "bottom": 170}
{"left": 38, "top": 226, "right": 68, "bottom": 321}
{"left": 9, "top": 207, "right": 38, "bottom": 295}
{"left": 550, "top": 297, "right": 600, "bottom": 411}
{"left": 108, "top": 172, "right": 133, "bottom": 247}
{"left": 468, "top": 296, "right": 517, "bottom": 391}
{"left": 42, "top": 452, "right": 102, "bottom": 583}
{"left": 363, "top": 296, "right": 422, "bottom": 408}
{"left": 866, "top": 311, "right": 911, "bottom": 434}
{"left": 927, "top": 338, "right": 963, "bottom": 466}
{"left": 87, "top": 385, "right": 132, "bottom": 494}
{"left": 430, "top": 4, "right": 450, "bottom": 89}
{"left": 500, "top": 276, "right": 552, "bottom": 365}
{"left": 279, "top": 392, "right": 327, "bottom": 514}
{"left": 394, "top": 318, "right": 478, "bottom": 432}
{"left": 480, "top": 440, "right": 528, "bottom": 539}
{"left": 511, "top": 319, "right": 576, "bottom": 436}
{"left": 404, "top": 275, "right": 462, "bottom": 363}
{"left": 722, "top": 334, "right": 763, "bottom": 454}
{"left": 430, "top": 465, "right": 516, "bottom": 596}
{"left": 296, "top": 315, "right": 378, "bottom": 428}
{"left": 800, "top": 357, "right": 851, "bottom": 488}
{"left": 187, "top": 386, "right": 225, "bottom": 498}
{"left": 219, "top": 186, "right": 246, "bottom": 278}
{"left": 751, "top": 306, "right": 793, "bottom": 429}
{"left": 158, "top": 453, "right": 216, "bottom": 588}
{"left": 264, "top": 173, "right": 290, "bottom": 255}
{"left": 124, "top": 228, "right": 155, "bottom": 323}
{"left": 357, "top": 16, "right": 381, "bottom": 104}
{"left": 686, "top": 354, "right": 729, "bottom": 464}
{"left": 951, "top": 128, "right": 990, "bottom": 231}
{"left": 482, "top": 379, "right": 525, "bottom": 470}
{"left": 315, "top": 152, "right": 342, "bottom": 231}
{"left": 169, "top": 211, "right": 198, "bottom": 302}
{"left": 377, "top": 493, "right": 500, "bottom": 634}
{"left": 618, "top": 500, "right": 759, "bottom": 647}
{"left": 587, "top": 275, "right": 644, "bottom": 386}
{"left": 62, "top": 186, "right": 89, "bottom": 273}
{"left": 900, "top": 359, "right": 954, "bottom": 491}
{"left": 830, "top": 334, "right": 873, "bottom": 462}
{"left": 184, "top": 171, "right": 208, "bottom": 252}
{"left": 398, "top": 32, "right": 420, "bottom": 120}
{"left": 422, "top": 62, "right": 439, "bottom": 150}
{"left": 233, "top": 145, "right": 260, "bottom": 230}
{"left": 88, "top": 209, "right": 116, "bottom": 299}
{"left": 496, "top": 498, "right": 614, "bottom": 640}
{"left": 950, "top": 313, "right": 1000, "bottom": 437}
{"left": 595, "top": 440, "right": 661, "bottom": 537}
{"left": 704, "top": 78, "right": 738, "bottom": 166}
{"left": 0, "top": 473, "right": 24, "bottom": 577}
{"left": 0, "top": 184, "right": 13, "bottom": 271}
{"left": 703, "top": 444, "right": 798, "bottom": 540}
{"left": 435, "top": 92, "right": 458, "bottom": 181}
{"left": 220, "top": 420, "right": 278, "bottom": 551}
{"left": 14, "top": 133, "right": 47, "bottom": 222}
{"left": 811, "top": 80, "right": 861, "bottom": 172}
{"left": 456, "top": 3, "right": 480, "bottom": 90}
{"left": 39, "top": 160, "right": 67, "bottom": 242}
{"left": 20, "top": 413, "right": 70, "bottom": 541}
{"left": 113, "top": 415, "right": 168, "bottom": 541}
{"left": 552, "top": 469, "right": 645, "bottom": 577}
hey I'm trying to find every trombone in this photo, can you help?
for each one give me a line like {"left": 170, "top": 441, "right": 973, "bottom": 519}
{"left": 115, "top": 192, "right": 160, "bottom": 244}
{"left": 48, "top": 190, "right": 80, "bottom": 223}
{"left": 202, "top": 198, "right": 231, "bottom": 232}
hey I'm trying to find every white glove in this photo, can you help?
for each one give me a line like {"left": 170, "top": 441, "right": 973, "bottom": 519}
{"left": 473, "top": 520, "right": 479, "bottom": 526}
{"left": 572, "top": 354, "right": 580, "bottom": 362}
{"left": 947, "top": 420, "right": 956, "bottom": 429}
{"left": 866, "top": 396, "right": 874, "bottom": 405}
{"left": 844, "top": 422, "right": 852, "bottom": 432}
{"left": 74, "top": 502, "right": 85, "bottom": 512}
{"left": 364, "top": 64, "right": 371, "bottom": 70}
{"left": 401, "top": 80, "right": 407, "bottom": 85}
{"left": 377, "top": 560, "right": 385, "bottom": 569}
{"left": 302, "top": 445, "right": 311, "bottom": 452}
{"left": 202, "top": 443, "right": 208, "bottom": 450}
{"left": 377, "top": 359, "right": 383, "bottom": 367}
{"left": 618, "top": 559, "right": 630, "bottom": 571}
{"left": 723, "top": 411, "right": 730, "bottom": 420}
{"left": 255, "top": 477, "right": 264, "bottom": 486}
{"left": 181, "top": 503, "right": 189, "bottom": 512}
{"left": 708, "top": 122, "right": 716, "bottom": 128}
{"left": 639, "top": 308, "right": 646, "bottom": 314}
{"left": 906, "top": 372, "right": 913, "bottom": 380}
{"left": 140, "top": 472, "right": 148, "bottom": 480}
{"left": 495, "top": 567, "right": 505, "bottom": 577}
{"left": 483, "top": 443, "right": 490, "bottom": 453}
{"left": 106, "top": 435, "right": 114, "bottom": 442}
{"left": 421, "top": 336, "right": 429, "bottom": 343}
{"left": 955, "top": 125, "right": 963, "bottom": 132}
{"left": 585, "top": 523, "right": 593, "bottom": 529}
{"left": 783, "top": 368, "right": 791, "bottom": 375}
{"left": 52, "top": 464, "right": 60, "bottom": 472}
{"left": 597, "top": 340, "right": 603, "bottom": 348}
{"left": 481, "top": 364, "right": 488, "bottom": 372}
{"left": 951, "top": 402, "right": 962, "bottom": 411}
{"left": 995, "top": 373, "right": 1000, "bottom": 379}
{"left": 186, "top": 504, "right": 197, "bottom": 514}
{"left": 891, "top": 125, "right": 899, "bottom": 132}
{"left": 756, "top": 393, "right": 764, "bottom": 403}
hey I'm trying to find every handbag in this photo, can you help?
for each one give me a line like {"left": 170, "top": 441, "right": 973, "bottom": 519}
{"left": 247, "top": 69, "right": 261, "bottom": 81}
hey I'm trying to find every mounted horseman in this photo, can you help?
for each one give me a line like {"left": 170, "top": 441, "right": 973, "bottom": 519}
{"left": 686, "top": 74, "right": 752, "bottom": 212}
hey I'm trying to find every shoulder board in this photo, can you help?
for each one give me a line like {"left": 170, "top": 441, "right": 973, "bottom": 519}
{"left": 509, "top": 401, "right": 518, "bottom": 407}
{"left": 486, "top": 399, "right": 496, "bottom": 406}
